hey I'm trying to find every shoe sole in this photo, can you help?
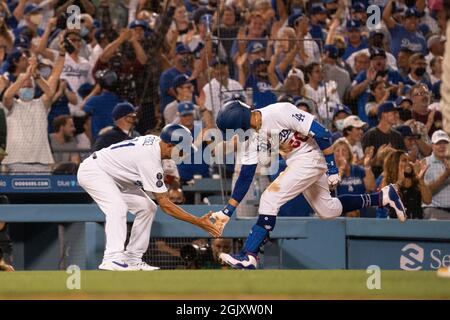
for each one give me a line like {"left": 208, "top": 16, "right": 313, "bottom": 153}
{"left": 219, "top": 254, "right": 257, "bottom": 270}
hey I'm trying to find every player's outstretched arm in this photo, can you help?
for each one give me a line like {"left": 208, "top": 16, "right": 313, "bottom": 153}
{"left": 153, "top": 192, "right": 221, "bottom": 237}
{"left": 210, "top": 164, "right": 257, "bottom": 234}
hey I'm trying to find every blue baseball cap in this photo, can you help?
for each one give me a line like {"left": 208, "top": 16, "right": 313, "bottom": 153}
{"left": 247, "top": 41, "right": 265, "bottom": 54}
{"left": 176, "top": 43, "right": 192, "bottom": 55}
{"left": 287, "top": 12, "right": 305, "bottom": 28}
{"left": 333, "top": 105, "right": 352, "bottom": 119}
{"left": 172, "top": 74, "right": 191, "bottom": 89}
{"left": 177, "top": 101, "right": 195, "bottom": 116}
{"left": 24, "top": 3, "right": 42, "bottom": 15}
{"left": 346, "top": 19, "right": 362, "bottom": 31}
{"left": 377, "top": 101, "right": 397, "bottom": 118}
{"left": 395, "top": 125, "right": 420, "bottom": 138}
{"left": 14, "top": 34, "right": 31, "bottom": 49}
{"left": 112, "top": 102, "right": 136, "bottom": 121}
{"left": 216, "top": 100, "right": 252, "bottom": 132}
{"left": 370, "top": 47, "right": 387, "bottom": 59}
{"left": 310, "top": 4, "right": 327, "bottom": 15}
{"left": 404, "top": 7, "right": 420, "bottom": 18}
{"left": 395, "top": 96, "right": 412, "bottom": 107}
{"left": 352, "top": 2, "right": 366, "bottom": 13}
{"left": 324, "top": 44, "right": 339, "bottom": 59}
{"left": 129, "top": 19, "right": 149, "bottom": 29}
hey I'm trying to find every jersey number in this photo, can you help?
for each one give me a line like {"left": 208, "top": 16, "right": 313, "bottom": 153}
{"left": 111, "top": 142, "right": 135, "bottom": 150}
{"left": 289, "top": 132, "right": 308, "bottom": 148}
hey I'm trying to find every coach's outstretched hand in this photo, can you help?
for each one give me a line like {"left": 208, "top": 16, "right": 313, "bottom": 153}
{"left": 197, "top": 212, "right": 221, "bottom": 238}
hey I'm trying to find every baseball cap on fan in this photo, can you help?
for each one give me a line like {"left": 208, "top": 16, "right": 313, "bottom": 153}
{"left": 431, "top": 130, "right": 450, "bottom": 144}
{"left": 343, "top": 115, "right": 367, "bottom": 130}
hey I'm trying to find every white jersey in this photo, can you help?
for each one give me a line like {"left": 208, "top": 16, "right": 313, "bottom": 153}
{"left": 240, "top": 102, "right": 325, "bottom": 168}
{"left": 203, "top": 78, "right": 244, "bottom": 120}
{"left": 93, "top": 135, "right": 168, "bottom": 193}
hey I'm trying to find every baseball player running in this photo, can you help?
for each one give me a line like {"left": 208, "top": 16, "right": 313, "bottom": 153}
{"left": 77, "top": 124, "right": 220, "bottom": 271}
{"left": 211, "top": 100, "right": 407, "bottom": 269}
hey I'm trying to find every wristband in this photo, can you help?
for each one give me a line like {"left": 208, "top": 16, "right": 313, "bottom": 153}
{"left": 325, "top": 153, "right": 338, "bottom": 174}
{"left": 222, "top": 203, "right": 236, "bottom": 217}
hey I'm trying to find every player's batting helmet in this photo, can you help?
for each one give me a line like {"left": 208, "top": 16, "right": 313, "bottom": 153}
{"left": 159, "top": 124, "right": 196, "bottom": 150}
{"left": 216, "top": 100, "right": 252, "bottom": 132}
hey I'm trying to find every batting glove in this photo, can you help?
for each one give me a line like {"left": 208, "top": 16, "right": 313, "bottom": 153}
{"left": 327, "top": 173, "right": 341, "bottom": 190}
{"left": 211, "top": 210, "right": 230, "bottom": 235}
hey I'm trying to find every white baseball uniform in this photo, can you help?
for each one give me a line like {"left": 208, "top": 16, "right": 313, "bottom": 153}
{"left": 241, "top": 102, "right": 343, "bottom": 218}
{"left": 77, "top": 135, "right": 167, "bottom": 263}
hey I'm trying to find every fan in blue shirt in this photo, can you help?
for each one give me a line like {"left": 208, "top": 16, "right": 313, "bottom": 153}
{"left": 342, "top": 20, "right": 368, "bottom": 60}
{"left": 383, "top": 4, "right": 427, "bottom": 57}
{"left": 351, "top": 48, "right": 403, "bottom": 123}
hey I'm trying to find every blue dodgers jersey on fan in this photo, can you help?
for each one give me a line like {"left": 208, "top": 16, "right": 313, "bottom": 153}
{"left": 342, "top": 37, "right": 368, "bottom": 60}
{"left": 389, "top": 24, "right": 427, "bottom": 57}
{"left": 245, "top": 75, "right": 277, "bottom": 109}
{"left": 353, "top": 69, "right": 403, "bottom": 124}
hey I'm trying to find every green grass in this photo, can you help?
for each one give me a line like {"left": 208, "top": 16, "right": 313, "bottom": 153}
{"left": 0, "top": 270, "right": 449, "bottom": 299}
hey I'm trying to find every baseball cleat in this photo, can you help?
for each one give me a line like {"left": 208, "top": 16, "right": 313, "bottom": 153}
{"left": 381, "top": 184, "right": 407, "bottom": 222}
{"left": 219, "top": 252, "right": 257, "bottom": 269}
{"left": 437, "top": 267, "right": 450, "bottom": 278}
{"left": 98, "top": 260, "right": 133, "bottom": 271}
{"left": 127, "top": 261, "right": 160, "bottom": 271}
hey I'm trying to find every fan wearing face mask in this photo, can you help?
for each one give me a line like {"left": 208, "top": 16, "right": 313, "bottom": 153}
{"left": 403, "top": 53, "right": 433, "bottom": 90}
{"left": 1, "top": 55, "right": 60, "bottom": 174}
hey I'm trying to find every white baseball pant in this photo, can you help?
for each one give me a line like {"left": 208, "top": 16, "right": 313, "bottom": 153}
{"left": 77, "top": 156, "right": 157, "bottom": 263}
{"left": 258, "top": 158, "right": 343, "bottom": 219}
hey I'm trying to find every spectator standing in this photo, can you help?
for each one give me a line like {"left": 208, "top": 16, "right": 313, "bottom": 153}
{"left": 383, "top": 4, "right": 427, "bottom": 57}
{"left": 83, "top": 69, "right": 121, "bottom": 140}
{"left": 423, "top": 130, "right": 450, "bottom": 220}
{"left": 362, "top": 101, "right": 406, "bottom": 177}
{"left": 410, "top": 83, "right": 442, "bottom": 137}
{"left": 49, "top": 115, "right": 80, "bottom": 165}
{"left": 201, "top": 57, "right": 243, "bottom": 122}
{"left": 2, "top": 55, "right": 59, "bottom": 174}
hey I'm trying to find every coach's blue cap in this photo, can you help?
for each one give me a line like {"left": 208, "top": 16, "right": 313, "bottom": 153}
{"left": 112, "top": 102, "right": 136, "bottom": 121}
{"left": 310, "top": 4, "right": 327, "bottom": 15}
{"left": 404, "top": 7, "right": 420, "bottom": 18}
{"left": 352, "top": 2, "right": 366, "bottom": 12}
{"left": 24, "top": 3, "right": 42, "bottom": 15}
{"left": 333, "top": 105, "right": 352, "bottom": 119}
{"left": 172, "top": 74, "right": 191, "bottom": 89}
{"left": 129, "top": 19, "right": 149, "bottom": 29}
{"left": 346, "top": 19, "right": 362, "bottom": 31}
{"left": 377, "top": 101, "right": 397, "bottom": 118}
{"left": 176, "top": 43, "right": 192, "bottom": 55}
{"left": 177, "top": 101, "right": 195, "bottom": 116}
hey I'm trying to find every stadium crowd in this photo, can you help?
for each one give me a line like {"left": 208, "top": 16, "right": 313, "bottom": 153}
{"left": 0, "top": 0, "right": 449, "bottom": 221}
